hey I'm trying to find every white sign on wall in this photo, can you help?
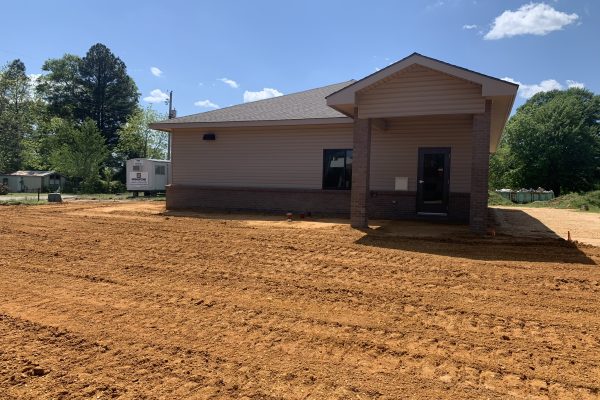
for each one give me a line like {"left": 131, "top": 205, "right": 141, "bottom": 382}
{"left": 129, "top": 172, "right": 148, "bottom": 186}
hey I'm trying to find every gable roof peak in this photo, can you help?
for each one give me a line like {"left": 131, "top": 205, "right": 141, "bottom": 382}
{"left": 326, "top": 52, "right": 518, "bottom": 103}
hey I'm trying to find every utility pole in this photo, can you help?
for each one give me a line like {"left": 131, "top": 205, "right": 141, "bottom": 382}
{"left": 167, "top": 91, "right": 176, "bottom": 161}
{"left": 168, "top": 91, "right": 175, "bottom": 118}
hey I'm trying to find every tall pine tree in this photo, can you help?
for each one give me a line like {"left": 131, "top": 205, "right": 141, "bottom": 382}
{"left": 0, "top": 60, "right": 33, "bottom": 172}
{"left": 77, "top": 44, "right": 139, "bottom": 145}
{"left": 37, "top": 43, "right": 139, "bottom": 147}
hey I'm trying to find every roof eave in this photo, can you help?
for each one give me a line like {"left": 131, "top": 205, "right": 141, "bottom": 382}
{"left": 149, "top": 117, "right": 353, "bottom": 131}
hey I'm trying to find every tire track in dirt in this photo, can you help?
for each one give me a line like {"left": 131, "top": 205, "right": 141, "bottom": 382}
{"left": 1, "top": 203, "right": 600, "bottom": 399}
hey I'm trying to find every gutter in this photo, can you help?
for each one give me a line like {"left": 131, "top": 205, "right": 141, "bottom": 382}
{"left": 149, "top": 117, "right": 353, "bottom": 132}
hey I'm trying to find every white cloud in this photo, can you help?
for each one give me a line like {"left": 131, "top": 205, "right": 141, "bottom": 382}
{"left": 150, "top": 67, "right": 163, "bottom": 77}
{"left": 462, "top": 24, "right": 478, "bottom": 30}
{"left": 566, "top": 80, "right": 585, "bottom": 89}
{"left": 243, "top": 88, "right": 283, "bottom": 103}
{"left": 502, "top": 77, "right": 585, "bottom": 99}
{"left": 426, "top": 1, "right": 445, "bottom": 10}
{"left": 143, "top": 89, "right": 169, "bottom": 103}
{"left": 219, "top": 78, "right": 239, "bottom": 88}
{"left": 194, "top": 99, "right": 220, "bottom": 109}
{"left": 485, "top": 3, "right": 578, "bottom": 40}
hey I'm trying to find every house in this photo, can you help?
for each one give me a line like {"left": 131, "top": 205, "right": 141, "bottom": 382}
{"left": 0, "top": 171, "right": 65, "bottom": 193}
{"left": 150, "top": 53, "right": 518, "bottom": 233}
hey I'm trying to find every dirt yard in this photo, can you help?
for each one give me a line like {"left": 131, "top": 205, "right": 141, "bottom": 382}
{"left": 493, "top": 206, "right": 600, "bottom": 247}
{"left": 1, "top": 202, "right": 599, "bottom": 399}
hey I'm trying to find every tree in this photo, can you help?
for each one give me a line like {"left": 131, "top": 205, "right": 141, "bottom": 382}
{"left": 115, "top": 106, "right": 168, "bottom": 162}
{"left": 36, "top": 54, "right": 82, "bottom": 120}
{"left": 37, "top": 44, "right": 139, "bottom": 147}
{"left": 77, "top": 44, "right": 139, "bottom": 145}
{"left": 19, "top": 99, "right": 53, "bottom": 170}
{"left": 490, "top": 88, "right": 600, "bottom": 196}
{"left": 0, "top": 59, "right": 34, "bottom": 172}
{"left": 50, "top": 119, "right": 108, "bottom": 191}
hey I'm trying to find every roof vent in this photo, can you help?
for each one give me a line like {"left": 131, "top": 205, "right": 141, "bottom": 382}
{"left": 203, "top": 133, "right": 216, "bottom": 141}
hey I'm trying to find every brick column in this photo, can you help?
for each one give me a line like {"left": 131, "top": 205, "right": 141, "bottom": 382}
{"left": 470, "top": 99, "right": 492, "bottom": 234}
{"left": 350, "top": 107, "right": 372, "bottom": 228}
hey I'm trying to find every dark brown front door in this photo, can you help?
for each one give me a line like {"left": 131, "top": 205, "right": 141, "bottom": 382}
{"left": 417, "top": 147, "right": 450, "bottom": 214}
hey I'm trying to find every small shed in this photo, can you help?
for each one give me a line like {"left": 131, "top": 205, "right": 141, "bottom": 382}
{"left": 0, "top": 171, "right": 65, "bottom": 193}
{"left": 126, "top": 158, "right": 170, "bottom": 193}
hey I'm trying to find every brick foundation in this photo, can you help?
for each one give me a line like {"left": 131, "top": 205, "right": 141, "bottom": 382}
{"left": 369, "top": 191, "right": 469, "bottom": 222}
{"left": 167, "top": 185, "right": 470, "bottom": 222}
{"left": 166, "top": 185, "right": 351, "bottom": 216}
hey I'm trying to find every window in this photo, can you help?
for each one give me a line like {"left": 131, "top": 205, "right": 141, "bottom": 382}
{"left": 133, "top": 165, "right": 142, "bottom": 172}
{"left": 323, "top": 149, "right": 352, "bottom": 190}
{"left": 155, "top": 165, "right": 166, "bottom": 175}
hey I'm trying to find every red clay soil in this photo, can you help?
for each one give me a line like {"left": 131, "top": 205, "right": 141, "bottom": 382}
{"left": 1, "top": 202, "right": 599, "bottom": 399}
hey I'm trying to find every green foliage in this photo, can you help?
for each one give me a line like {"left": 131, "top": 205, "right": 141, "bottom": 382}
{"left": 0, "top": 59, "right": 36, "bottom": 172}
{"left": 525, "top": 190, "right": 600, "bottom": 212}
{"left": 36, "top": 54, "right": 81, "bottom": 120}
{"left": 49, "top": 119, "right": 109, "bottom": 192}
{"left": 487, "top": 191, "right": 513, "bottom": 206}
{"left": 490, "top": 88, "right": 600, "bottom": 196}
{"left": 0, "top": 183, "right": 9, "bottom": 195}
{"left": 0, "top": 199, "right": 47, "bottom": 206}
{"left": 37, "top": 44, "right": 139, "bottom": 146}
{"left": 77, "top": 44, "right": 139, "bottom": 145}
{"left": 115, "top": 106, "right": 168, "bottom": 162}
{"left": 0, "top": 45, "right": 145, "bottom": 189}
{"left": 100, "top": 166, "right": 126, "bottom": 193}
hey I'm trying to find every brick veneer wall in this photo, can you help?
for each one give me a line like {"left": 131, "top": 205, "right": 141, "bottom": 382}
{"left": 470, "top": 100, "right": 492, "bottom": 234}
{"left": 350, "top": 110, "right": 372, "bottom": 228}
{"left": 369, "top": 191, "right": 469, "bottom": 222}
{"left": 166, "top": 185, "right": 351, "bottom": 217}
{"left": 166, "top": 185, "right": 470, "bottom": 222}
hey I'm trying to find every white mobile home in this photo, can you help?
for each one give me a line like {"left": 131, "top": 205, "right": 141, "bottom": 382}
{"left": 0, "top": 171, "right": 65, "bottom": 193}
{"left": 126, "top": 158, "right": 170, "bottom": 194}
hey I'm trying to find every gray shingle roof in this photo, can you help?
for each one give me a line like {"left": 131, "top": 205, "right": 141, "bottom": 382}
{"left": 6, "top": 170, "right": 56, "bottom": 177}
{"left": 156, "top": 80, "right": 355, "bottom": 126}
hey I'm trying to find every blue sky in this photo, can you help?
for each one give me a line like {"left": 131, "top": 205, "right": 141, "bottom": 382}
{"left": 1, "top": 1, "right": 598, "bottom": 117}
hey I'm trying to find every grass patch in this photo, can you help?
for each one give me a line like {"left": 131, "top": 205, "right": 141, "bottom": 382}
{"left": 1, "top": 192, "right": 165, "bottom": 201}
{"left": 71, "top": 193, "right": 165, "bottom": 201}
{"left": 0, "top": 193, "right": 47, "bottom": 199}
{"left": 488, "top": 191, "right": 513, "bottom": 206}
{"left": 490, "top": 190, "right": 600, "bottom": 212}
{"left": 526, "top": 190, "right": 600, "bottom": 212}
{"left": 72, "top": 193, "right": 132, "bottom": 200}
{"left": 0, "top": 199, "right": 47, "bottom": 206}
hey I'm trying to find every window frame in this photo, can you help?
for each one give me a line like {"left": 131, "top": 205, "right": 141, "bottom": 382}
{"left": 155, "top": 165, "right": 166, "bottom": 176}
{"left": 322, "top": 149, "right": 353, "bottom": 190}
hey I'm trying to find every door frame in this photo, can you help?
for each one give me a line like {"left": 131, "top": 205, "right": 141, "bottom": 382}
{"left": 416, "top": 147, "right": 451, "bottom": 215}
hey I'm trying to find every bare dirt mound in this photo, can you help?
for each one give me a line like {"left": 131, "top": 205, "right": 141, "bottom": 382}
{"left": 1, "top": 202, "right": 599, "bottom": 399}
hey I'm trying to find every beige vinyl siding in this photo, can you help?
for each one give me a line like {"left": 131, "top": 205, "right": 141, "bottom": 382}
{"left": 358, "top": 64, "right": 485, "bottom": 119}
{"left": 370, "top": 115, "right": 473, "bottom": 192}
{"left": 171, "top": 124, "right": 353, "bottom": 189}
